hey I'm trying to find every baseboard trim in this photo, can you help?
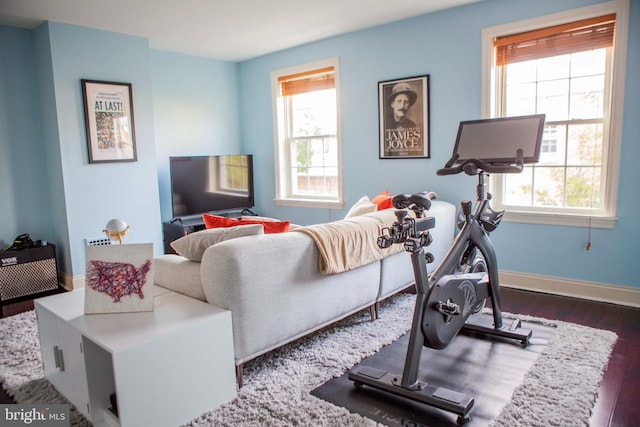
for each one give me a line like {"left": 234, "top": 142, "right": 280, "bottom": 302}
{"left": 500, "top": 270, "right": 640, "bottom": 308}
{"left": 62, "top": 269, "right": 637, "bottom": 307}
{"left": 59, "top": 272, "right": 84, "bottom": 291}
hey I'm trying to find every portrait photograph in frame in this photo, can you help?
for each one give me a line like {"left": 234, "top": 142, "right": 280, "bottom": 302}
{"left": 82, "top": 79, "right": 137, "bottom": 163}
{"left": 378, "top": 75, "right": 430, "bottom": 159}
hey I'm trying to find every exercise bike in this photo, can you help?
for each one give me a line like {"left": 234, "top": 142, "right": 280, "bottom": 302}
{"left": 348, "top": 114, "right": 545, "bottom": 423}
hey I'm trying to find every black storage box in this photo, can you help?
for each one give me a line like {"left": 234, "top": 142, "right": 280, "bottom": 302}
{"left": 0, "top": 243, "right": 61, "bottom": 316}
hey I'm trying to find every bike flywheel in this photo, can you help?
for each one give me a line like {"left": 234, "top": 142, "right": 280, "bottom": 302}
{"left": 422, "top": 274, "right": 480, "bottom": 349}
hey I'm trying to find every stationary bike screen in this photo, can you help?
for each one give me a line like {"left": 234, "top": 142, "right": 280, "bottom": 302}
{"left": 452, "top": 114, "right": 545, "bottom": 165}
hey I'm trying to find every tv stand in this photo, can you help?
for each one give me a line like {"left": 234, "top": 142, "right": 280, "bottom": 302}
{"left": 162, "top": 209, "right": 259, "bottom": 254}
{"left": 163, "top": 220, "right": 205, "bottom": 254}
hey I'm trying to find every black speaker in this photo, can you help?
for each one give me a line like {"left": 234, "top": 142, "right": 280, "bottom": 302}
{"left": 0, "top": 243, "right": 61, "bottom": 316}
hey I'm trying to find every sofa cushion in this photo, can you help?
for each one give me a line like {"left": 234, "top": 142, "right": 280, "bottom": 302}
{"left": 344, "top": 196, "right": 377, "bottom": 218}
{"left": 171, "top": 224, "right": 264, "bottom": 261}
{"left": 203, "top": 214, "right": 290, "bottom": 233}
{"left": 241, "top": 215, "right": 281, "bottom": 222}
{"left": 153, "top": 254, "right": 206, "bottom": 301}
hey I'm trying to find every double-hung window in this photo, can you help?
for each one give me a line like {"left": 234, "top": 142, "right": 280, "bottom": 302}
{"left": 482, "top": 1, "right": 629, "bottom": 228}
{"left": 272, "top": 58, "right": 343, "bottom": 208}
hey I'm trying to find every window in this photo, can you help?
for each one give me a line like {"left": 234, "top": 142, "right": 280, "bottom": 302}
{"left": 482, "top": 1, "right": 629, "bottom": 228}
{"left": 272, "top": 59, "right": 343, "bottom": 208}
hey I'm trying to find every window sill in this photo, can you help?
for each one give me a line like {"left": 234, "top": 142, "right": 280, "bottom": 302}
{"left": 502, "top": 210, "right": 617, "bottom": 229}
{"left": 274, "top": 198, "right": 344, "bottom": 210}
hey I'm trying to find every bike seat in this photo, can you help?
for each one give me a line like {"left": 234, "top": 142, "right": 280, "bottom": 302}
{"left": 392, "top": 192, "right": 436, "bottom": 211}
{"left": 410, "top": 192, "right": 435, "bottom": 211}
{"left": 391, "top": 194, "right": 412, "bottom": 209}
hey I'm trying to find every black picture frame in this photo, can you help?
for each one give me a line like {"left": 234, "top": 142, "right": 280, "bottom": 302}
{"left": 378, "top": 75, "right": 430, "bottom": 159}
{"left": 82, "top": 79, "right": 137, "bottom": 163}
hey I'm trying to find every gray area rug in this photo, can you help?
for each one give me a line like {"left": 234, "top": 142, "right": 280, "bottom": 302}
{"left": 0, "top": 293, "right": 617, "bottom": 426}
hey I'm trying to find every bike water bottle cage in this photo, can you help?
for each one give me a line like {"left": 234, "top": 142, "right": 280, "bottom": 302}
{"left": 478, "top": 203, "right": 505, "bottom": 232}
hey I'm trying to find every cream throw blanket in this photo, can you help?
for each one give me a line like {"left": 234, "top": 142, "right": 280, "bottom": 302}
{"left": 293, "top": 209, "right": 409, "bottom": 274}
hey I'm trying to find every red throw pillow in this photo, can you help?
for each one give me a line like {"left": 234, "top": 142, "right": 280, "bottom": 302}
{"left": 371, "top": 190, "right": 393, "bottom": 210}
{"left": 202, "top": 214, "right": 238, "bottom": 229}
{"left": 202, "top": 214, "right": 290, "bottom": 234}
{"left": 238, "top": 219, "right": 290, "bottom": 233}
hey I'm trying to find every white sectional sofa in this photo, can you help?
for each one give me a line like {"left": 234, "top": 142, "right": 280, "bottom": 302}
{"left": 154, "top": 200, "right": 456, "bottom": 385}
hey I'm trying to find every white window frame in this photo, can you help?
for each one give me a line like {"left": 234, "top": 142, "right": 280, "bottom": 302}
{"left": 481, "top": 0, "right": 629, "bottom": 229}
{"left": 271, "top": 57, "right": 344, "bottom": 209}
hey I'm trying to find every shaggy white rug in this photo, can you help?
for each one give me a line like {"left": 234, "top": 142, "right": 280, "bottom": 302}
{"left": 0, "top": 294, "right": 617, "bottom": 426}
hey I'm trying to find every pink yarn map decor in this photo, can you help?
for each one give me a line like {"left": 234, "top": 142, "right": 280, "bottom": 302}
{"left": 84, "top": 243, "right": 154, "bottom": 314}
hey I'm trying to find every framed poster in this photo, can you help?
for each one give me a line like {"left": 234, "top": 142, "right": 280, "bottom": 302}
{"left": 84, "top": 243, "right": 154, "bottom": 314}
{"left": 82, "top": 79, "right": 137, "bottom": 163}
{"left": 378, "top": 75, "right": 430, "bottom": 159}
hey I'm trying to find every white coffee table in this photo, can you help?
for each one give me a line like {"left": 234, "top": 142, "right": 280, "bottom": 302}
{"left": 35, "top": 286, "right": 236, "bottom": 427}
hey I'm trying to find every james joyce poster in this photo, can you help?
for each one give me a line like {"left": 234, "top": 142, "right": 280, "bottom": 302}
{"left": 378, "top": 75, "right": 430, "bottom": 159}
{"left": 82, "top": 79, "right": 137, "bottom": 163}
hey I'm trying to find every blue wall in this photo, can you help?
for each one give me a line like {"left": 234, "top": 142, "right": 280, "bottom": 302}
{"left": 0, "top": 22, "right": 165, "bottom": 276}
{"left": 44, "top": 22, "right": 164, "bottom": 275}
{"left": 0, "top": 24, "right": 243, "bottom": 278}
{"left": 0, "top": 27, "right": 53, "bottom": 248}
{"left": 150, "top": 51, "right": 241, "bottom": 222}
{"left": 32, "top": 23, "right": 70, "bottom": 272}
{"left": 237, "top": 0, "right": 639, "bottom": 288}
{"left": 0, "top": 0, "right": 637, "bottom": 290}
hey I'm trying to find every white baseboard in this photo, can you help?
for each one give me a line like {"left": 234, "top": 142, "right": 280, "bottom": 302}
{"left": 59, "top": 272, "right": 84, "bottom": 290}
{"left": 61, "top": 269, "right": 637, "bottom": 308}
{"left": 500, "top": 270, "right": 640, "bottom": 308}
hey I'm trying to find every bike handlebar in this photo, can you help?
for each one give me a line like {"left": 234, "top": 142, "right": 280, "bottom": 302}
{"left": 436, "top": 149, "right": 525, "bottom": 176}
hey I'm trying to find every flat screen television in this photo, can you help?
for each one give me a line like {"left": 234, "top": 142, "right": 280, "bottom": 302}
{"left": 169, "top": 155, "right": 254, "bottom": 219}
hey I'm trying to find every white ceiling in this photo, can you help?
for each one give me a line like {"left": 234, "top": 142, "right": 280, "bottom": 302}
{"left": 0, "top": 0, "right": 480, "bottom": 61}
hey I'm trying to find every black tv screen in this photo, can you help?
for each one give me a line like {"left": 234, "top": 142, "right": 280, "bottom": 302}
{"left": 169, "top": 155, "right": 254, "bottom": 218}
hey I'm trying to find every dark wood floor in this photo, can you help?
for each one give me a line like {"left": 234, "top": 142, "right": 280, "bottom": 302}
{"left": 1, "top": 288, "right": 638, "bottom": 425}
{"left": 496, "top": 287, "right": 640, "bottom": 427}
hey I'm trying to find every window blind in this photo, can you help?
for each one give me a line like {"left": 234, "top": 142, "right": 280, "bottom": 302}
{"left": 278, "top": 66, "right": 335, "bottom": 96}
{"left": 494, "top": 14, "right": 615, "bottom": 66}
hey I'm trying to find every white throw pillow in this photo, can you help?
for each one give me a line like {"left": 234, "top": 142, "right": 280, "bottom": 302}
{"left": 170, "top": 224, "right": 264, "bottom": 261}
{"left": 344, "top": 196, "right": 377, "bottom": 219}
{"left": 241, "top": 215, "right": 281, "bottom": 222}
